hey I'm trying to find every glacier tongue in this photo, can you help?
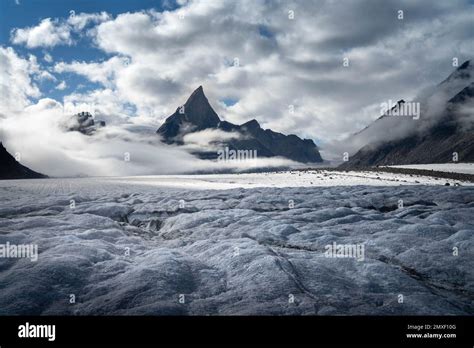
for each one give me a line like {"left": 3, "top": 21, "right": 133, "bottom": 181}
{"left": 0, "top": 177, "right": 472, "bottom": 315}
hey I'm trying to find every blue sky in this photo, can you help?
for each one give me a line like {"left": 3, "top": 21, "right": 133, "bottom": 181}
{"left": 0, "top": 0, "right": 181, "bottom": 101}
{"left": 0, "top": 0, "right": 180, "bottom": 45}
{"left": 0, "top": 0, "right": 178, "bottom": 41}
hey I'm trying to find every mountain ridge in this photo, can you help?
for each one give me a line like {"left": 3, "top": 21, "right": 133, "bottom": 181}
{"left": 157, "top": 86, "right": 323, "bottom": 163}
{"left": 340, "top": 60, "right": 474, "bottom": 168}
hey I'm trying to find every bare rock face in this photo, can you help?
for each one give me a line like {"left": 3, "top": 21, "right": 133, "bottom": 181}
{"left": 0, "top": 142, "right": 46, "bottom": 179}
{"left": 157, "top": 86, "right": 323, "bottom": 163}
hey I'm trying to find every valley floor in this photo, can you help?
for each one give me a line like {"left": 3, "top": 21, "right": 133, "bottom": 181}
{"left": 0, "top": 171, "right": 472, "bottom": 315}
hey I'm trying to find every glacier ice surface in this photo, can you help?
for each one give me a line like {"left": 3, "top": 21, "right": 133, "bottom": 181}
{"left": 0, "top": 176, "right": 472, "bottom": 315}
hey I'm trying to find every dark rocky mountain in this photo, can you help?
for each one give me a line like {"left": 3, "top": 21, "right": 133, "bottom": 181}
{"left": 157, "top": 86, "right": 220, "bottom": 144}
{"left": 157, "top": 86, "right": 323, "bottom": 163}
{"left": 0, "top": 142, "right": 47, "bottom": 179}
{"left": 66, "top": 112, "right": 106, "bottom": 135}
{"left": 341, "top": 60, "right": 474, "bottom": 168}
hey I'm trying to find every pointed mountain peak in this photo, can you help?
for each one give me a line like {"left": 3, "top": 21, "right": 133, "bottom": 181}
{"left": 457, "top": 60, "right": 470, "bottom": 70}
{"left": 180, "top": 86, "right": 220, "bottom": 128}
{"left": 242, "top": 119, "right": 260, "bottom": 129}
{"left": 157, "top": 86, "right": 220, "bottom": 140}
{"left": 441, "top": 59, "right": 473, "bottom": 86}
{"left": 185, "top": 85, "right": 207, "bottom": 106}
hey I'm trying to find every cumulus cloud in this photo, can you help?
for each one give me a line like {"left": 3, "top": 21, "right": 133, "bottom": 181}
{"left": 56, "top": 81, "right": 67, "bottom": 90}
{"left": 10, "top": 12, "right": 111, "bottom": 49}
{"left": 54, "top": 56, "right": 128, "bottom": 87}
{"left": 11, "top": 18, "right": 72, "bottom": 48}
{"left": 0, "top": 47, "right": 41, "bottom": 116}
{"left": 36, "top": 70, "right": 57, "bottom": 81}
{"left": 43, "top": 53, "right": 53, "bottom": 63}
{"left": 67, "top": 11, "right": 111, "bottom": 31}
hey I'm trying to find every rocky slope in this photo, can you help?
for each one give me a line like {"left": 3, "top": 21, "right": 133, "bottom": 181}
{"left": 0, "top": 142, "right": 46, "bottom": 179}
{"left": 341, "top": 60, "right": 474, "bottom": 168}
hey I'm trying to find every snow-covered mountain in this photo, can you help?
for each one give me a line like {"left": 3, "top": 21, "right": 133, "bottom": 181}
{"left": 341, "top": 60, "right": 474, "bottom": 168}
{"left": 157, "top": 86, "right": 323, "bottom": 163}
{"left": 0, "top": 142, "right": 46, "bottom": 179}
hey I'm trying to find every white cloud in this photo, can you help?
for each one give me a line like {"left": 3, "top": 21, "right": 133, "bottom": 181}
{"left": 43, "top": 53, "right": 53, "bottom": 63}
{"left": 0, "top": 47, "right": 40, "bottom": 116}
{"left": 10, "top": 12, "right": 111, "bottom": 49}
{"left": 56, "top": 81, "right": 67, "bottom": 90}
{"left": 181, "top": 128, "right": 242, "bottom": 152}
{"left": 67, "top": 11, "right": 111, "bottom": 31}
{"left": 63, "top": 88, "right": 133, "bottom": 125}
{"left": 11, "top": 18, "right": 72, "bottom": 48}
{"left": 36, "top": 71, "right": 57, "bottom": 81}
{"left": 54, "top": 56, "right": 128, "bottom": 87}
